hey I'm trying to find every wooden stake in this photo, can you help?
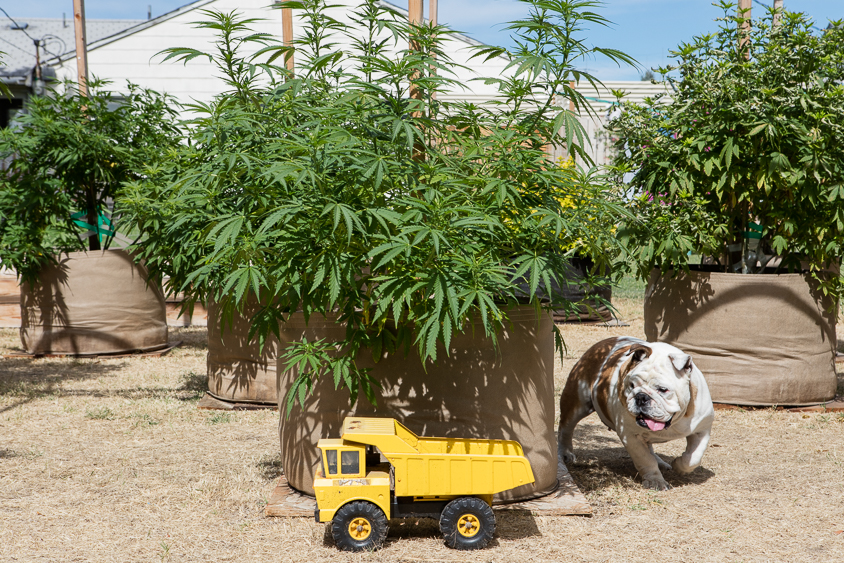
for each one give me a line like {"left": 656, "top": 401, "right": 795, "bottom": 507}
{"left": 738, "top": 0, "right": 752, "bottom": 58}
{"left": 430, "top": 0, "right": 437, "bottom": 101}
{"left": 773, "top": 0, "right": 783, "bottom": 28}
{"left": 281, "top": 0, "right": 294, "bottom": 74}
{"left": 73, "top": 0, "right": 89, "bottom": 95}
{"left": 408, "top": 0, "right": 425, "bottom": 159}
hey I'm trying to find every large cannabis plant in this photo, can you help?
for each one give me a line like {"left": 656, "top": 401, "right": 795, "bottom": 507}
{"left": 120, "top": 0, "right": 634, "bottom": 411}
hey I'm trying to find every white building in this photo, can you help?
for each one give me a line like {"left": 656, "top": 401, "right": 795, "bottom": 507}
{"left": 550, "top": 80, "right": 672, "bottom": 168}
{"left": 42, "top": 0, "right": 507, "bottom": 118}
{"left": 2, "top": 0, "right": 669, "bottom": 167}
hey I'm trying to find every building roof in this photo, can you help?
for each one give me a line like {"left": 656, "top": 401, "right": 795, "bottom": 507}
{"left": 39, "top": 0, "right": 483, "bottom": 68}
{"left": 0, "top": 17, "right": 144, "bottom": 82}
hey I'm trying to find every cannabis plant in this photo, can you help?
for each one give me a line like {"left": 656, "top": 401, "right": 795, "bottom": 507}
{"left": 0, "top": 79, "right": 182, "bottom": 283}
{"left": 608, "top": 2, "right": 844, "bottom": 297}
{"left": 120, "top": 0, "right": 633, "bottom": 411}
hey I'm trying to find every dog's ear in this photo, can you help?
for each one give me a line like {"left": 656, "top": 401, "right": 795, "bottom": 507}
{"left": 630, "top": 344, "right": 650, "bottom": 363}
{"left": 670, "top": 353, "right": 693, "bottom": 375}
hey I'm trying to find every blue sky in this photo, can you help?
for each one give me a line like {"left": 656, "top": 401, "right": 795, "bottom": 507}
{"left": 11, "top": 0, "right": 843, "bottom": 80}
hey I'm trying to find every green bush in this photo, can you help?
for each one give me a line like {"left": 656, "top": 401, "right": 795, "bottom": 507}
{"left": 120, "top": 0, "right": 633, "bottom": 411}
{"left": 0, "top": 79, "right": 182, "bottom": 283}
{"left": 608, "top": 2, "right": 844, "bottom": 299}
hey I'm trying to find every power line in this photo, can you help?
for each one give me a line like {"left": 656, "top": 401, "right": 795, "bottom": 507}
{"left": 0, "top": 35, "right": 35, "bottom": 58}
{"left": 0, "top": 6, "right": 39, "bottom": 45}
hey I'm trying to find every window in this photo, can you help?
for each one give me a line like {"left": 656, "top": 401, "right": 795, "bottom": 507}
{"left": 325, "top": 449, "right": 338, "bottom": 475}
{"left": 341, "top": 450, "right": 360, "bottom": 475}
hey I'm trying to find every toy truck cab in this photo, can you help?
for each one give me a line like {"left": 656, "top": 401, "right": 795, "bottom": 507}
{"left": 314, "top": 417, "right": 535, "bottom": 552}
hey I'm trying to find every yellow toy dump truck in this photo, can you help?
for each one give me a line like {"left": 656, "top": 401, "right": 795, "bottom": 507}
{"left": 314, "top": 416, "right": 535, "bottom": 551}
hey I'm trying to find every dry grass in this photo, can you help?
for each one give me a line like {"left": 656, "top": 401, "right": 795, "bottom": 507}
{"left": 1, "top": 298, "right": 843, "bottom": 562}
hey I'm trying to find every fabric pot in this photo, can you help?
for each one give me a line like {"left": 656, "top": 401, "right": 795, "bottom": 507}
{"left": 20, "top": 250, "right": 167, "bottom": 355}
{"left": 644, "top": 268, "right": 837, "bottom": 406}
{"left": 277, "top": 306, "right": 558, "bottom": 503}
{"left": 206, "top": 296, "right": 278, "bottom": 404}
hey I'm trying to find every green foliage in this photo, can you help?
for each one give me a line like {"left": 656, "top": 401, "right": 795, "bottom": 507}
{"left": 609, "top": 2, "right": 844, "bottom": 299}
{"left": 0, "top": 79, "right": 182, "bottom": 283}
{"left": 119, "top": 0, "right": 632, "bottom": 412}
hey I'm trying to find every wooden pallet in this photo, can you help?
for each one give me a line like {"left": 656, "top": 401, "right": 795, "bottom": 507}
{"left": 264, "top": 462, "right": 592, "bottom": 518}
{"left": 197, "top": 392, "right": 277, "bottom": 411}
{"left": 1, "top": 341, "right": 182, "bottom": 359}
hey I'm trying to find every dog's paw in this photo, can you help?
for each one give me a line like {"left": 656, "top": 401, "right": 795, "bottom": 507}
{"left": 671, "top": 457, "right": 693, "bottom": 475}
{"left": 560, "top": 450, "right": 577, "bottom": 465}
{"left": 641, "top": 473, "right": 672, "bottom": 491}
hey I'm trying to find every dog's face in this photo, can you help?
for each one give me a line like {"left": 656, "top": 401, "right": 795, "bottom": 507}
{"left": 622, "top": 343, "right": 695, "bottom": 432}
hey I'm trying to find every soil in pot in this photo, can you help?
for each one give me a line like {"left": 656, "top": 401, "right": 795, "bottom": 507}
{"left": 277, "top": 305, "right": 559, "bottom": 503}
{"left": 20, "top": 250, "right": 168, "bottom": 355}
{"left": 644, "top": 267, "right": 837, "bottom": 406}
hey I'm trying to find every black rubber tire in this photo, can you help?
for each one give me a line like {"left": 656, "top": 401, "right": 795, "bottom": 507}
{"left": 439, "top": 497, "right": 496, "bottom": 550}
{"left": 330, "top": 501, "right": 388, "bottom": 552}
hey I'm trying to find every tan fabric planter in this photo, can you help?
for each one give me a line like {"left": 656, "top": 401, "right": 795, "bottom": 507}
{"left": 277, "top": 306, "right": 558, "bottom": 503}
{"left": 644, "top": 269, "right": 837, "bottom": 406}
{"left": 206, "top": 297, "right": 278, "bottom": 403}
{"left": 20, "top": 250, "right": 167, "bottom": 355}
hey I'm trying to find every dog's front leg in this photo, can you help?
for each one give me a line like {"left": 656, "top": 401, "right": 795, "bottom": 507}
{"left": 624, "top": 436, "right": 670, "bottom": 490}
{"left": 672, "top": 430, "right": 711, "bottom": 475}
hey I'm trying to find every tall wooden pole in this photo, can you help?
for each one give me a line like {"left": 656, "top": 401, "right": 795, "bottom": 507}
{"left": 73, "top": 0, "right": 89, "bottom": 95}
{"left": 738, "top": 0, "right": 752, "bottom": 58}
{"left": 408, "top": 0, "right": 425, "bottom": 159}
{"left": 281, "top": 0, "right": 294, "bottom": 74}
{"left": 773, "top": 0, "right": 784, "bottom": 28}
{"left": 430, "top": 0, "right": 437, "bottom": 101}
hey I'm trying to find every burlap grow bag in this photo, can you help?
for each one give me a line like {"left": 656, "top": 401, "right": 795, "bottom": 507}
{"left": 644, "top": 269, "right": 837, "bottom": 406}
{"left": 207, "top": 297, "right": 278, "bottom": 403}
{"left": 20, "top": 250, "right": 167, "bottom": 355}
{"left": 277, "top": 306, "right": 558, "bottom": 503}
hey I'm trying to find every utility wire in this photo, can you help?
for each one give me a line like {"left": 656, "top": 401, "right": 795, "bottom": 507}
{"left": 0, "top": 6, "right": 39, "bottom": 45}
{"left": 0, "top": 6, "right": 73, "bottom": 62}
{"left": 0, "top": 34, "right": 35, "bottom": 58}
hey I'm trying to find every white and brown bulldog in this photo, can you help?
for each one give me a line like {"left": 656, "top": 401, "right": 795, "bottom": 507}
{"left": 558, "top": 336, "right": 714, "bottom": 490}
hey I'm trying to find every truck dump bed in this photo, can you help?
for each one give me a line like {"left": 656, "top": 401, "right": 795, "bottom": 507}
{"left": 340, "top": 417, "right": 534, "bottom": 498}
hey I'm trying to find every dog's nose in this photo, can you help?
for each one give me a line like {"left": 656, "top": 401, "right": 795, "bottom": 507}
{"left": 635, "top": 393, "right": 651, "bottom": 407}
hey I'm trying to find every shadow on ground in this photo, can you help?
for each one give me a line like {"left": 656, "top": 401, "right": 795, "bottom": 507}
{"left": 0, "top": 358, "right": 129, "bottom": 397}
{"left": 566, "top": 423, "right": 715, "bottom": 492}
{"left": 256, "top": 453, "right": 284, "bottom": 482}
{"left": 171, "top": 327, "right": 208, "bottom": 352}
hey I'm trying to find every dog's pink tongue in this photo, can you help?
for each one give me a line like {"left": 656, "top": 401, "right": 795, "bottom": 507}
{"left": 645, "top": 418, "right": 666, "bottom": 431}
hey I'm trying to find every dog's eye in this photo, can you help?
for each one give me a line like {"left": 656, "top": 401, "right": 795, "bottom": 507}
{"left": 657, "top": 386, "right": 669, "bottom": 394}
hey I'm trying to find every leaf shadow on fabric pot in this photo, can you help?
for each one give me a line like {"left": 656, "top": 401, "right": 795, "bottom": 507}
{"left": 644, "top": 268, "right": 837, "bottom": 406}
{"left": 20, "top": 250, "right": 168, "bottom": 355}
{"left": 278, "top": 305, "right": 559, "bottom": 503}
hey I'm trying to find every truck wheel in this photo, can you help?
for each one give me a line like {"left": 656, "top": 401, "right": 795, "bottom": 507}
{"left": 331, "top": 501, "right": 388, "bottom": 552}
{"left": 439, "top": 497, "right": 495, "bottom": 550}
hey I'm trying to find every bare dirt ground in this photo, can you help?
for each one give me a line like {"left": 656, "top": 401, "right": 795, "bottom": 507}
{"left": 1, "top": 296, "right": 843, "bottom": 562}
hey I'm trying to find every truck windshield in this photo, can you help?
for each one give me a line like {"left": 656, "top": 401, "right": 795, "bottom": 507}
{"left": 325, "top": 449, "right": 337, "bottom": 475}
{"left": 341, "top": 450, "right": 359, "bottom": 475}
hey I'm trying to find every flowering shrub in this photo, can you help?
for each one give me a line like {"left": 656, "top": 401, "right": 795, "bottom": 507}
{"left": 608, "top": 3, "right": 844, "bottom": 298}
